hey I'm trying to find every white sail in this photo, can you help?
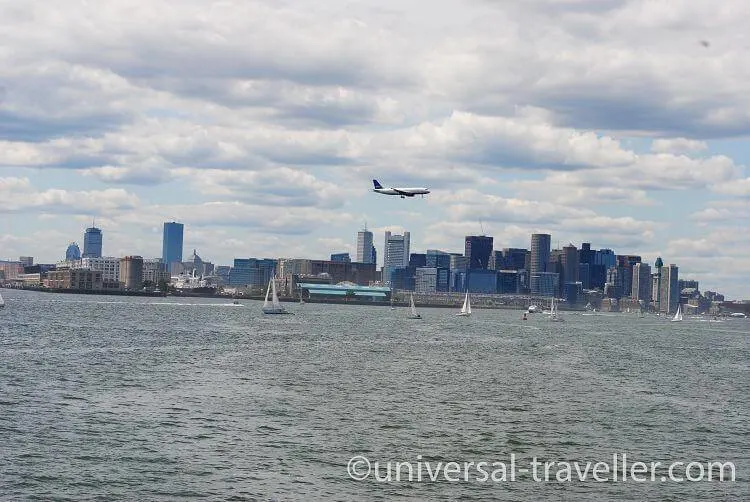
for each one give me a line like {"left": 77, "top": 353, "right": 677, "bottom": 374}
{"left": 457, "top": 291, "right": 472, "bottom": 316}
{"left": 672, "top": 305, "right": 683, "bottom": 322}
{"left": 0, "top": 291, "right": 5, "bottom": 308}
{"left": 271, "top": 277, "right": 280, "bottom": 307}
{"left": 262, "top": 276, "right": 287, "bottom": 314}
{"left": 262, "top": 278, "right": 272, "bottom": 308}
{"left": 408, "top": 293, "right": 421, "bottom": 318}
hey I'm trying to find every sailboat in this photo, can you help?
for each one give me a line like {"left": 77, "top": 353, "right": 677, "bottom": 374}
{"left": 549, "top": 297, "right": 564, "bottom": 322}
{"left": 0, "top": 291, "right": 5, "bottom": 309}
{"left": 456, "top": 291, "right": 472, "bottom": 317}
{"left": 407, "top": 294, "right": 422, "bottom": 319}
{"left": 671, "top": 304, "right": 683, "bottom": 322}
{"left": 262, "top": 277, "right": 288, "bottom": 314}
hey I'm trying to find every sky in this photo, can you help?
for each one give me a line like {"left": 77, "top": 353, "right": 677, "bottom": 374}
{"left": 0, "top": 0, "right": 748, "bottom": 299}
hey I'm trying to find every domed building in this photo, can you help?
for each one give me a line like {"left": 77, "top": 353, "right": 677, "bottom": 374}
{"left": 65, "top": 242, "right": 81, "bottom": 261}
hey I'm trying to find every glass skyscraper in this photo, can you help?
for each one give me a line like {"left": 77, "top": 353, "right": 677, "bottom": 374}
{"left": 464, "top": 236, "right": 493, "bottom": 270}
{"left": 83, "top": 226, "right": 103, "bottom": 258}
{"left": 162, "top": 222, "right": 184, "bottom": 272}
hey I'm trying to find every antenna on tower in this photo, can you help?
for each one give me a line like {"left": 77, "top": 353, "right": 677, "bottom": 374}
{"left": 479, "top": 219, "right": 485, "bottom": 235}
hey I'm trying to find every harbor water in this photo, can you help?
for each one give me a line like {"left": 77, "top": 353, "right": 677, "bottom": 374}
{"left": 0, "top": 290, "right": 748, "bottom": 501}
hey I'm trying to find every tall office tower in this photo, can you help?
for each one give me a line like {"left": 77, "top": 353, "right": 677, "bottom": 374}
{"left": 561, "top": 243, "right": 579, "bottom": 285}
{"left": 383, "top": 231, "right": 410, "bottom": 286}
{"left": 578, "top": 242, "right": 595, "bottom": 289}
{"left": 162, "top": 222, "right": 184, "bottom": 272}
{"left": 464, "top": 236, "right": 493, "bottom": 270}
{"left": 654, "top": 256, "right": 664, "bottom": 312}
{"left": 65, "top": 242, "right": 81, "bottom": 261}
{"left": 19, "top": 256, "right": 33, "bottom": 268}
{"left": 605, "top": 266, "right": 623, "bottom": 298}
{"left": 659, "top": 264, "right": 679, "bottom": 314}
{"left": 83, "top": 225, "right": 103, "bottom": 258}
{"left": 632, "top": 262, "right": 652, "bottom": 304}
{"left": 530, "top": 233, "right": 551, "bottom": 294}
{"left": 356, "top": 227, "right": 375, "bottom": 264}
{"left": 616, "top": 254, "right": 641, "bottom": 299}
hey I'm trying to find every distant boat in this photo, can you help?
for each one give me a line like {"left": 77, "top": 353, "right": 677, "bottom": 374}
{"left": 262, "top": 277, "right": 289, "bottom": 315}
{"left": 457, "top": 291, "right": 472, "bottom": 317}
{"left": 671, "top": 305, "right": 683, "bottom": 322}
{"left": 730, "top": 312, "right": 746, "bottom": 318}
{"left": 528, "top": 304, "right": 541, "bottom": 313}
{"left": 549, "top": 297, "right": 564, "bottom": 322}
{"left": 0, "top": 291, "right": 4, "bottom": 309}
{"left": 407, "top": 294, "right": 422, "bottom": 319}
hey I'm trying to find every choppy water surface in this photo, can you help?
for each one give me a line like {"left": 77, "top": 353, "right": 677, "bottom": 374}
{"left": 1, "top": 290, "right": 748, "bottom": 501}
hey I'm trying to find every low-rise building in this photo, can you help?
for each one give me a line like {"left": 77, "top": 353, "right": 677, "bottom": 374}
{"left": 45, "top": 269, "right": 103, "bottom": 290}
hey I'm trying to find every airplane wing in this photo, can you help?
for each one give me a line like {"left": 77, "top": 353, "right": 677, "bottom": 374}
{"left": 393, "top": 188, "right": 415, "bottom": 196}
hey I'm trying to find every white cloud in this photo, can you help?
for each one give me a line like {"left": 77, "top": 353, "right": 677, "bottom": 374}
{"left": 651, "top": 138, "right": 708, "bottom": 154}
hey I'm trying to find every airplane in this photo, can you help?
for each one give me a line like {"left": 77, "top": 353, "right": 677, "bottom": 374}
{"left": 372, "top": 179, "right": 430, "bottom": 198}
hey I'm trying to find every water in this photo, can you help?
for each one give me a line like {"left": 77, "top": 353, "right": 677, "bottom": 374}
{"left": 1, "top": 289, "right": 748, "bottom": 501}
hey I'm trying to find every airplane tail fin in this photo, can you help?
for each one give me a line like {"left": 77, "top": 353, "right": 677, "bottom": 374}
{"left": 372, "top": 179, "right": 383, "bottom": 189}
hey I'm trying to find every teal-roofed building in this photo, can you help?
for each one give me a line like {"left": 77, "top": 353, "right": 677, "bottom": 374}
{"left": 298, "top": 282, "right": 391, "bottom": 302}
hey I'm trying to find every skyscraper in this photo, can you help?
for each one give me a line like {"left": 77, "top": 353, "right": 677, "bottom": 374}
{"left": 659, "top": 264, "right": 679, "bottom": 314}
{"left": 65, "top": 242, "right": 81, "bottom": 261}
{"left": 530, "top": 233, "right": 551, "bottom": 294}
{"left": 356, "top": 227, "right": 375, "bottom": 264}
{"left": 464, "top": 236, "right": 493, "bottom": 270}
{"left": 83, "top": 226, "right": 103, "bottom": 258}
{"left": 383, "top": 231, "right": 410, "bottom": 286}
{"left": 561, "top": 244, "right": 579, "bottom": 285}
{"left": 162, "top": 222, "right": 184, "bottom": 272}
{"left": 632, "top": 262, "right": 652, "bottom": 304}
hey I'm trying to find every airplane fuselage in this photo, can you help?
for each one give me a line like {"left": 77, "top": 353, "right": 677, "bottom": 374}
{"left": 373, "top": 187, "right": 430, "bottom": 197}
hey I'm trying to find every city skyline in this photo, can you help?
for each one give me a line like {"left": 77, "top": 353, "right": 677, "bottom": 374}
{"left": 0, "top": 1, "right": 748, "bottom": 298}
{"left": 0, "top": 218, "right": 740, "bottom": 301}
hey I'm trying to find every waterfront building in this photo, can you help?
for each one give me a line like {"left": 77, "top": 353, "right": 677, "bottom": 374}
{"left": 415, "top": 268, "right": 438, "bottom": 293}
{"left": 390, "top": 267, "right": 415, "bottom": 291}
{"left": 65, "top": 242, "right": 81, "bottom": 261}
{"left": 297, "top": 282, "right": 391, "bottom": 303}
{"left": 77, "top": 257, "right": 121, "bottom": 288}
{"left": 83, "top": 226, "right": 103, "bottom": 258}
{"left": 45, "top": 269, "right": 103, "bottom": 290}
{"left": 19, "top": 256, "right": 33, "bottom": 268}
{"left": 142, "top": 258, "right": 170, "bottom": 286}
{"left": 466, "top": 269, "right": 498, "bottom": 294}
{"left": 383, "top": 231, "right": 410, "bottom": 287}
{"left": 497, "top": 270, "right": 521, "bottom": 294}
{"left": 531, "top": 271, "right": 559, "bottom": 297}
{"left": 465, "top": 236, "right": 493, "bottom": 270}
{"left": 230, "top": 258, "right": 277, "bottom": 288}
{"left": 120, "top": 256, "right": 144, "bottom": 290}
{"left": 162, "top": 222, "right": 184, "bottom": 273}
{"left": 330, "top": 253, "right": 351, "bottom": 263}
{"left": 530, "top": 233, "right": 551, "bottom": 294}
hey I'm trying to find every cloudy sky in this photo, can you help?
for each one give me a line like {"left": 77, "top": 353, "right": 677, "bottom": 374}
{"left": 1, "top": 0, "right": 748, "bottom": 298}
